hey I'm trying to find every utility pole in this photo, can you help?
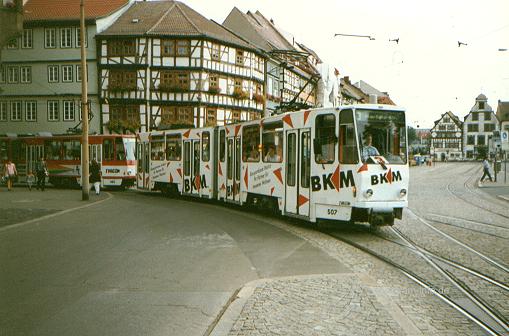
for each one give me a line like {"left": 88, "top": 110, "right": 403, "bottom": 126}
{"left": 80, "top": 0, "right": 89, "bottom": 200}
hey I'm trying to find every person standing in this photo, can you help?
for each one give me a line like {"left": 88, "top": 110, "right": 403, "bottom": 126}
{"left": 4, "top": 160, "right": 17, "bottom": 191}
{"left": 480, "top": 157, "right": 493, "bottom": 183}
{"left": 26, "top": 170, "right": 35, "bottom": 191}
{"left": 36, "top": 157, "right": 48, "bottom": 191}
{"left": 90, "top": 159, "right": 102, "bottom": 195}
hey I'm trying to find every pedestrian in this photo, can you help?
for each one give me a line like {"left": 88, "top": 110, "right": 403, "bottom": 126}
{"left": 480, "top": 156, "right": 493, "bottom": 183}
{"left": 90, "top": 159, "right": 101, "bottom": 195}
{"left": 4, "top": 159, "right": 17, "bottom": 191}
{"left": 26, "top": 170, "right": 35, "bottom": 191}
{"left": 36, "top": 157, "right": 48, "bottom": 191}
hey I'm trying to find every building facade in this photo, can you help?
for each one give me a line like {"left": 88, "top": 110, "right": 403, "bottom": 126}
{"left": 496, "top": 100, "right": 509, "bottom": 132}
{"left": 430, "top": 111, "right": 463, "bottom": 161}
{"left": 0, "top": 0, "right": 132, "bottom": 136}
{"left": 97, "top": 1, "right": 265, "bottom": 132}
{"left": 223, "top": 8, "right": 318, "bottom": 115}
{"left": 462, "top": 94, "right": 499, "bottom": 159}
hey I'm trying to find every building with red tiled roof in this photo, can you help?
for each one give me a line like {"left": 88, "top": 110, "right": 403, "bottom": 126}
{"left": 0, "top": 0, "right": 134, "bottom": 136}
{"left": 96, "top": 1, "right": 266, "bottom": 131}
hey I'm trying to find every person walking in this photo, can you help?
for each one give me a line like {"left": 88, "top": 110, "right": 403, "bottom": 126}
{"left": 90, "top": 159, "right": 101, "bottom": 195}
{"left": 4, "top": 159, "right": 17, "bottom": 191}
{"left": 26, "top": 170, "right": 35, "bottom": 191}
{"left": 36, "top": 157, "right": 48, "bottom": 191}
{"left": 480, "top": 157, "right": 493, "bottom": 183}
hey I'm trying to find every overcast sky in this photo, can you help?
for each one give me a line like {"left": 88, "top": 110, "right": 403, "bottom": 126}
{"left": 183, "top": 0, "right": 508, "bottom": 128}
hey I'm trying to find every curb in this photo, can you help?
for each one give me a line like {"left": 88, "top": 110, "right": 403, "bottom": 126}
{"left": 0, "top": 192, "right": 113, "bottom": 233}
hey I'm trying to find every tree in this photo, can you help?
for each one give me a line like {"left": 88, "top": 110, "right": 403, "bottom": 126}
{"left": 407, "top": 126, "right": 417, "bottom": 145}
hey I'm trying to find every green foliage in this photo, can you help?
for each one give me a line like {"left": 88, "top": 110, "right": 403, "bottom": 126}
{"left": 407, "top": 126, "right": 417, "bottom": 144}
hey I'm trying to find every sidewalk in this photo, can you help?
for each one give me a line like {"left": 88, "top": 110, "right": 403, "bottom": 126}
{"left": 0, "top": 187, "right": 108, "bottom": 229}
{"left": 477, "top": 169, "right": 509, "bottom": 201}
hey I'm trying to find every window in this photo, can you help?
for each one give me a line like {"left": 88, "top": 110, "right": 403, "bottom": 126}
{"left": 62, "top": 140, "right": 81, "bottom": 160}
{"left": 45, "top": 141, "right": 61, "bottom": 160}
{"left": 447, "top": 125, "right": 455, "bottom": 131}
{"left": 484, "top": 123, "right": 495, "bottom": 132}
{"left": 287, "top": 133, "right": 296, "bottom": 186}
{"left": 177, "top": 73, "right": 189, "bottom": 89}
{"left": 177, "top": 107, "right": 193, "bottom": 124}
{"left": 20, "top": 66, "right": 31, "bottom": 83}
{"left": 235, "top": 50, "right": 244, "bottom": 65}
{"left": 479, "top": 102, "right": 485, "bottom": 110}
{"left": 108, "top": 39, "right": 136, "bottom": 56}
{"left": 211, "top": 44, "right": 220, "bottom": 60}
{"left": 176, "top": 40, "right": 190, "bottom": 56}
{"left": 22, "top": 29, "right": 33, "bottom": 48}
{"left": 161, "top": 40, "right": 175, "bottom": 56}
{"left": 76, "top": 65, "right": 87, "bottom": 82}
{"left": 467, "top": 124, "right": 479, "bottom": 132}
{"left": 60, "top": 28, "right": 72, "bottom": 48}
{"left": 0, "top": 65, "right": 5, "bottom": 83}
{"left": 166, "top": 134, "right": 181, "bottom": 161}
{"left": 484, "top": 112, "right": 491, "bottom": 120}
{"left": 205, "top": 108, "right": 216, "bottom": 126}
{"left": 202, "top": 131, "right": 210, "bottom": 162}
{"left": 262, "top": 121, "right": 283, "bottom": 163}
{"left": 8, "top": 66, "right": 19, "bottom": 83}
{"left": 443, "top": 117, "right": 450, "bottom": 123}
{"left": 10, "top": 101, "right": 22, "bottom": 121}
{"left": 110, "top": 105, "right": 139, "bottom": 122}
{"left": 76, "top": 27, "right": 87, "bottom": 47}
{"left": 62, "top": 65, "right": 73, "bottom": 82}
{"left": 25, "top": 101, "right": 37, "bottom": 121}
{"left": 242, "top": 125, "right": 260, "bottom": 162}
{"left": 48, "top": 65, "right": 59, "bottom": 82}
{"left": 232, "top": 110, "right": 241, "bottom": 123}
{"left": 438, "top": 125, "right": 446, "bottom": 131}
{"left": 109, "top": 70, "right": 137, "bottom": 91}
{"left": 301, "top": 131, "right": 311, "bottom": 188}
{"left": 48, "top": 101, "right": 59, "bottom": 121}
{"left": 7, "top": 38, "right": 18, "bottom": 49}
{"left": 63, "top": 100, "right": 75, "bottom": 121}
{"left": 0, "top": 102, "right": 7, "bottom": 121}
{"left": 472, "top": 112, "right": 478, "bottom": 121}
{"left": 219, "top": 130, "right": 226, "bottom": 162}
{"left": 477, "top": 135, "right": 485, "bottom": 145}
{"left": 315, "top": 114, "right": 336, "bottom": 164}
{"left": 339, "top": 109, "right": 358, "bottom": 164}
{"left": 467, "top": 135, "right": 475, "bottom": 145}
{"left": 45, "top": 28, "right": 56, "bottom": 48}
{"left": 209, "top": 75, "right": 218, "bottom": 89}
{"left": 184, "top": 142, "right": 191, "bottom": 176}
{"left": 103, "top": 139, "right": 114, "bottom": 161}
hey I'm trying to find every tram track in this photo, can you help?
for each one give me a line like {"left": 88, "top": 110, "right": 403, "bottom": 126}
{"left": 323, "top": 227, "right": 508, "bottom": 336}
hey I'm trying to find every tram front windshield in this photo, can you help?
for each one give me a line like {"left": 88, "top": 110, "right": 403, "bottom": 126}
{"left": 355, "top": 109, "right": 407, "bottom": 164}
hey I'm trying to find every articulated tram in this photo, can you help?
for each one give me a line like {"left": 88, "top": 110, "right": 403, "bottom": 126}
{"left": 137, "top": 104, "right": 408, "bottom": 225}
{"left": 0, "top": 134, "right": 136, "bottom": 188}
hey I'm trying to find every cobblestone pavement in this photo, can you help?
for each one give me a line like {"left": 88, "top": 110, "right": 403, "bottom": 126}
{"left": 215, "top": 163, "right": 508, "bottom": 335}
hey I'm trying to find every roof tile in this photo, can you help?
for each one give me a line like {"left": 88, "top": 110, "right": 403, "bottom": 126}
{"left": 24, "top": 0, "right": 130, "bottom": 21}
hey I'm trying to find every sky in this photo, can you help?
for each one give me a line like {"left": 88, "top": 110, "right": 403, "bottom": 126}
{"left": 182, "top": 0, "right": 509, "bottom": 128}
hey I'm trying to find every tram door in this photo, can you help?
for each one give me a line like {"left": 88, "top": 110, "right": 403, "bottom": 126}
{"left": 285, "top": 129, "right": 311, "bottom": 217}
{"left": 26, "top": 145, "right": 43, "bottom": 175}
{"left": 183, "top": 139, "right": 201, "bottom": 196}
{"left": 137, "top": 142, "right": 149, "bottom": 189}
{"left": 226, "top": 136, "right": 240, "bottom": 202}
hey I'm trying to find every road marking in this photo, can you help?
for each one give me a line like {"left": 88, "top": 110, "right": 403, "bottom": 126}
{"left": 0, "top": 192, "right": 113, "bottom": 234}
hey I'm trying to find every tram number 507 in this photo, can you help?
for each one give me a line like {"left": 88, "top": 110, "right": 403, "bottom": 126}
{"left": 327, "top": 209, "right": 338, "bottom": 215}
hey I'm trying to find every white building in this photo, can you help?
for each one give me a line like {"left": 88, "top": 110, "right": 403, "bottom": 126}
{"left": 463, "top": 94, "right": 499, "bottom": 159}
{"left": 430, "top": 111, "right": 463, "bottom": 161}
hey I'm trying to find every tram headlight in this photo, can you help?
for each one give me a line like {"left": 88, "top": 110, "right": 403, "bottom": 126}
{"left": 364, "top": 189, "right": 373, "bottom": 198}
{"left": 400, "top": 189, "right": 407, "bottom": 197}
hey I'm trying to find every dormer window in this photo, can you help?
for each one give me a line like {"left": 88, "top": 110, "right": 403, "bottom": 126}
{"left": 479, "top": 102, "right": 485, "bottom": 109}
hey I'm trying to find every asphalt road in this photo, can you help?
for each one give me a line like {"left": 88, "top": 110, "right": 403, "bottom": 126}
{"left": 0, "top": 190, "right": 347, "bottom": 336}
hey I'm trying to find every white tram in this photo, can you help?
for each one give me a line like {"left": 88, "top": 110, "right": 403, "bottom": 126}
{"left": 137, "top": 104, "right": 409, "bottom": 226}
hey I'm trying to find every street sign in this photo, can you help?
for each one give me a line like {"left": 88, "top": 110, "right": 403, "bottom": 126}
{"left": 501, "top": 131, "right": 509, "bottom": 151}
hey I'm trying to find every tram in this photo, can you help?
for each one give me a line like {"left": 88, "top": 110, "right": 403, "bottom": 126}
{"left": 0, "top": 134, "right": 136, "bottom": 188}
{"left": 137, "top": 104, "right": 408, "bottom": 226}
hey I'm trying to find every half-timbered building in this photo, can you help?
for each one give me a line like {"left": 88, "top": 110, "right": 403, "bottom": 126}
{"left": 430, "top": 111, "right": 463, "bottom": 161}
{"left": 97, "top": 1, "right": 265, "bottom": 133}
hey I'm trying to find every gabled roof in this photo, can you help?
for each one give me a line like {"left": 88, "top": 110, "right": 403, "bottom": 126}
{"left": 432, "top": 111, "right": 462, "bottom": 130}
{"left": 99, "top": 1, "right": 254, "bottom": 50}
{"left": 496, "top": 101, "right": 509, "bottom": 121}
{"left": 23, "top": 0, "right": 131, "bottom": 22}
{"left": 354, "top": 80, "right": 388, "bottom": 97}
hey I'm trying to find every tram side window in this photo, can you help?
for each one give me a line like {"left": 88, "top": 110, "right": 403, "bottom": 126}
{"left": 45, "top": 140, "right": 61, "bottom": 160}
{"left": 62, "top": 140, "right": 81, "bottom": 160}
{"left": 339, "top": 109, "right": 359, "bottom": 164}
{"left": 262, "top": 121, "right": 283, "bottom": 163}
{"left": 115, "top": 138, "right": 126, "bottom": 160}
{"left": 242, "top": 125, "right": 260, "bottom": 162}
{"left": 202, "top": 131, "right": 210, "bottom": 162}
{"left": 184, "top": 141, "right": 190, "bottom": 176}
{"left": 219, "top": 130, "right": 225, "bottom": 162}
{"left": 166, "top": 134, "right": 181, "bottom": 161}
{"left": 314, "top": 114, "right": 336, "bottom": 164}
{"left": 103, "top": 139, "right": 115, "bottom": 161}
{"left": 150, "top": 136, "right": 165, "bottom": 161}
